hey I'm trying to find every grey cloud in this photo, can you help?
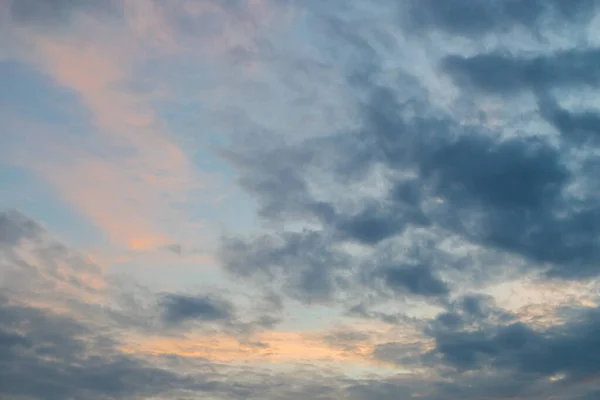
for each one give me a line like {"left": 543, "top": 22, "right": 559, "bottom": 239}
{"left": 538, "top": 94, "right": 600, "bottom": 145}
{"left": 426, "top": 295, "right": 514, "bottom": 334}
{"left": 321, "top": 329, "right": 372, "bottom": 353}
{"left": 108, "top": 285, "right": 282, "bottom": 341}
{"left": 222, "top": 74, "right": 600, "bottom": 285}
{"left": 374, "top": 294, "right": 514, "bottom": 368}
{"left": 345, "top": 303, "right": 410, "bottom": 325}
{"left": 0, "top": 210, "right": 104, "bottom": 300}
{"left": 0, "top": 298, "right": 346, "bottom": 400}
{"left": 160, "top": 294, "right": 234, "bottom": 324}
{"left": 460, "top": 294, "right": 498, "bottom": 318}
{"left": 220, "top": 225, "right": 457, "bottom": 304}
{"left": 416, "top": 134, "right": 600, "bottom": 277}
{"left": 330, "top": 194, "right": 429, "bottom": 245}
{"left": 227, "top": 137, "right": 427, "bottom": 245}
{"left": 377, "top": 264, "right": 449, "bottom": 297}
{"left": 0, "top": 212, "right": 342, "bottom": 400}
{"left": 9, "top": 0, "right": 118, "bottom": 27}
{"left": 344, "top": 378, "right": 434, "bottom": 400}
{"left": 369, "top": 296, "right": 600, "bottom": 399}
{"left": 0, "top": 296, "right": 336, "bottom": 400}
{"left": 423, "top": 135, "right": 569, "bottom": 211}
{"left": 405, "top": 294, "right": 600, "bottom": 393}
{"left": 442, "top": 49, "right": 600, "bottom": 95}
{"left": 333, "top": 207, "right": 409, "bottom": 245}
{"left": 426, "top": 306, "right": 600, "bottom": 386}
{"left": 221, "top": 230, "right": 348, "bottom": 304}
{"left": 8, "top": 0, "right": 600, "bottom": 396}
{"left": 322, "top": 330, "right": 369, "bottom": 345}
{"left": 402, "top": 0, "right": 600, "bottom": 37}
{"left": 576, "top": 389, "right": 600, "bottom": 400}
{"left": 221, "top": 145, "right": 316, "bottom": 222}
{"left": 166, "top": 243, "right": 184, "bottom": 255}
{"left": 0, "top": 297, "right": 190, "bottom": 400}
{"left": 0, "top": 209, "right": 42, "bottom": 247}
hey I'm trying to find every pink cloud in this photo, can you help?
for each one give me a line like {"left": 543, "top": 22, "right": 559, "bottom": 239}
{"left": 9, "top": 14, "right": 198, "bottom": 251}
{"left": 4, "top": 0, "right": 295, "bottom": 252}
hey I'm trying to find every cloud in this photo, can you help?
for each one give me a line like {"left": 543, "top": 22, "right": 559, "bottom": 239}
{"left": 221, "top": 230, "right": 350, "bottom": 304}
{"left": 402, "top": 0, "right": 600, "bottom": 37}
{"left": 0, "top": 294, "right": 346, "bottom": 400}
{"left": 0, "top": 209, "right": 41, "bottom": 247}
{"left": 442, "top": 49, "right": 600, "bottom": 96}
{"left": 29, "top": 37, "right": 196, "bottom": 250}
{"left": 538, "top": 93, "right": 600, "bottom": 145}
{"left": 0, "top": 296, "right": 192, "bottom": 400}
{"left": 211, "top": 3, "right": 600, "bottom": 396}
{"left": 160, "top": 293, "right": 234, "bottom": 324}
{"left": 221, "top": 59, "right": 600, "bottom": 292}
{"left": 166, "top": 243, "right": 184, "bottom": 255}
{"left": 0, "top": 210, "right": 105, "bottom": 306}
{"left": 368, "top": 295, "right": 600, "bottom": 398}
{"left": 3, "top": 0, "right": 206, "bottom": 252}
{"left": 422, "top": 299, "right": 600, "bottom": 390}
{"left": 377, "top": 265, "right": 449, "bottom": 297}
{"left": 5, "top": 0, "right": 600, "bottom": 399}
{"left": 0, "top": 211, "right": 393, "bottom": 398}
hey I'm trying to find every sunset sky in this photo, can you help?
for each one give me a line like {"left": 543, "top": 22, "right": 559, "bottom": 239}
{"left": 2, "top": 1, "right": 600, "bottom": 399}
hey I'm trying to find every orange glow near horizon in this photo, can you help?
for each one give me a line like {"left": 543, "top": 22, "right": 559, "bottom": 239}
{"left": 120, "top": 330, "right": 384, "bottom": 368}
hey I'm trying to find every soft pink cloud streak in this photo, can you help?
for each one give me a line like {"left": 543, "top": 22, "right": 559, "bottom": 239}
{"left": 4, "top": 0, "right": 295, "bottom": 253}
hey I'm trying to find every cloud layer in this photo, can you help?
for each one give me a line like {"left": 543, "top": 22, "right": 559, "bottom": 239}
{"left": 2, "top": 0, "right": 600, "bottom": 399}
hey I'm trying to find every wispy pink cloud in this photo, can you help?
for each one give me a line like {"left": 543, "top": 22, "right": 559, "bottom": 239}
{"left": 3, "top": 0, "right": 295, "bottom": 253}
{"left": 8, "top": 10, "right": 195, "bottom": 251}
{"left": 35, "top": 41, "right": 193, "bottom": 249}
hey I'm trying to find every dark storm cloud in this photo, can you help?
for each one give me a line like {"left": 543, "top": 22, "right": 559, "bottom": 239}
{"left": 442, "top": 48, "right": 600, "bottom": 96}
{"left": 160, "top": 294, "right": 234, "bottom": 324}
{"left": 402, "top": 0, "right": 600, "bottom": 37}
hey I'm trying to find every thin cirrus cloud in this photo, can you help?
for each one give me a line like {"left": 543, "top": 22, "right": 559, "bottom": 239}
{"left": 3, "top": 1, "right": 600, "bottom": 400}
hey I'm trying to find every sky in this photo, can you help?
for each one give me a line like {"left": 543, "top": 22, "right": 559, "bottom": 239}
{"left": 2, "top": 0, "right": 600, "bottom": 399}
